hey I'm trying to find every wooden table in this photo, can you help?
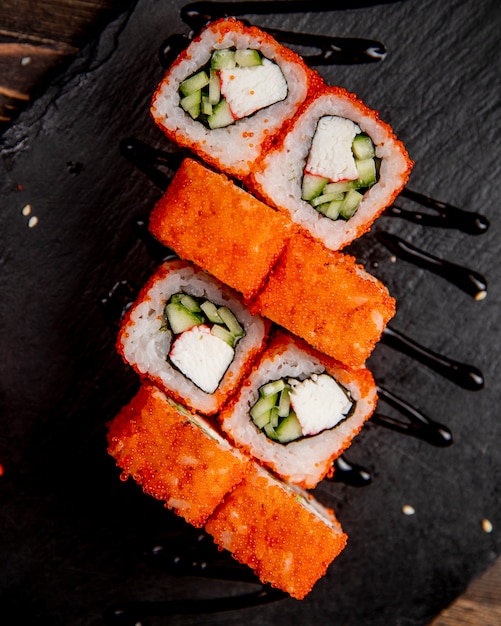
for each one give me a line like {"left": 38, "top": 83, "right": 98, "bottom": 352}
{"left": 1, "top": 1, "right": 500, "bottom": 623}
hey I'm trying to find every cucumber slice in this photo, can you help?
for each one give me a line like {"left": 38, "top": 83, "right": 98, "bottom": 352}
{"left": 339, "top": 189, "right": 364, "bottom": 219}
{"left": 164, "top": 302, "right": 204, "bottom": 334}
{"left": 235, "top": 48, "right": 262, "bottom": 67}
{"left": 210, "top": 323, "right": 236, "bottom": 347}
{"left": 352, "top": 134, "right": 375, "bottom": 160}
{"left": 252, "top": 409, "right": 272, "bottom": 429}
{"left": 277, "top": 387, "right": 291, "bottom": 418}
{"left": 217, "top": 306, "right": 244, "bottom": 338}
{"left": 200, "top": 300, "right": 224, "bottom": 324}
{"left": 208, "top": 70, "right": 221, "bottom": 105}
{"left": 180, "top": 90, "right": 201, "bottom": 113}
{"left": 324, "top": 199, "right": 344, "bottom": 220}
{"left": 311, "top": 191, "right": 345, "bottom": 207}
{"left": 323, "top": 180, "right": 358, "bottom": 194}
{"left": 260, "top": 379, "right": 287, "bottom": 397}
{"left": 356, "top": 158, "right": 377, "bottom": 187}
{"left": 180, "top": 294, "right": 201, "bottom": 312}
{"left": 180, "top": 70, "right": 209, "bottom": 96}
{"left": 302, "top": 173, "right": 328, "bottom": 201}
{"left": 269, "top": 407, "right": 279, "bottom": 428}
{"left": 211, "top": 49, "right": 236, "bottom": 69}
{"left": 250, "top": 394, "right": 278, "bottom": 420}
{"left": 201, "top": 95, "right": 213, "bottom": 116}
{"left": 275, "top": 412, "right": 303, "bottom": 443}
{"left": 207, "top": 99, "right": 234, "bottom": 129}
{"left": 263, "top": 422, "right": 279, "bottom": 441}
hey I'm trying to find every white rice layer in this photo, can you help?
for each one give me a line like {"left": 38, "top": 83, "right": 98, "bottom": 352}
{"left": 118, "top": 261, "right": 267, "bottom": 415}
{"left": 151, "top": 21, "right": 311, "bottom": 179}
{"left": 220, "top": 339, "right": 377, "bottom": 488}
{"left": 251, "top": 90, "right": 410, "bottom": 250}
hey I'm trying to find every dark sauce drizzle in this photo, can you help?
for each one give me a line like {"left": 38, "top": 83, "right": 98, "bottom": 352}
{"left": 373, "top": 385, "right": 453, "bottom": 446}
{"left": 158, "top": 0, "right": 393, "bottom": 68}
{"left": 388, "top": 188, "right": 489, "bottom": 235}
{"left": 375, "top": 231, "right": 488, "bottom": 300}
{"left": 104, "top": 528, "right": 286, "bottom": 624}
{"left": 382, "top": 326, "right": 484, "bottom": 391}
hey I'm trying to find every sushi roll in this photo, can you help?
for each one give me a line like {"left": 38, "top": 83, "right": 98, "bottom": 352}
{"left": 150, "top": 17, "right": 322, "bottom": 180}
{"left": 204, "top": 463, "right": 348, "bottom": 599}
{"left": 250, "top": 233, "right": 396, "bottom": 369}
{"left": 218, "top": 330, "right": 377, "bottom": 488}
{"left": 149, "top": 158, "right": 296, "bottom": 303}
{"left": 106, "top": 383, "right": 251, "bottom": 527}
{"left": 248, "top": 85, "right": 413, "bottom": 251}
{"left": 117, "top": 260, "right": 269, "bottom": 415}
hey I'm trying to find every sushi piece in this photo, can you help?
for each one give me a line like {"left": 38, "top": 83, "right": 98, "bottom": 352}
{"left": 150, "top": 17, "right": 322, "bottom": 180}
{"left": 218, "top": 330, "right": 377, "bottom": 488}
{"left": 149, "top": 158, "right": 296, "bottom": 302}
{"left": 248, "top": 85, "right": 413, "bottom": 251}
{"left": 250, "top": 233, "right": 396, "bottom": 368}
{"left": 106, "top": 383, "right": 251, "bottom": 527}
{"left": 205, "top": 463, "right": 348, "bottom": 599}
{"left": 117, "top": 259, "right": 269, "bottom": 415}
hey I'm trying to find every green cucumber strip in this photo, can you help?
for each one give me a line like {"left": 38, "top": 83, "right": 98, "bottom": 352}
{"left": 352, "top": 134, "right": 375, "bottom": 160}
{"left": 250, "top": 394, "right": 278, "bottom": 420}
{"left": 235, "top": 48, "right": 262, "bottom": 67}
{"left": 340, "top": 189, "right": 364, "bottom": 219}
{"left": 180, "top": 90, "right": 201, "bottom": 112}
{"left": 211, "top": 49, "right": 236, "bottom": 69}
{"left": 323, "top": 180, "right": 359, "bottom": 194}
{"left": 210, "top": 323, "right": 236, "bottom": 346}
{"left": 208, "top": 70, "right": 221, "bottom": 105}
{"left": 200, "top": 300, "right": 224, "bottom": 324}
{"left": 263, "top": 422, "right": 279, "bottom": 441}
{"left": 165, "top": 302, "right": 204, "bottom": 334}
{"left": 356, "top": 158, "right": 377, "bottom": 187}
{"left": 269, "top": 407, "right": 279, "bottom": 428}
{"left": 275, "top": 412, "right": 303, "bottom": 443}
{"left": 217, "top": 306, "right": 244, "bottom": 338}
{"left": 252, "top": 409, "right": 272, "bottom": 429}
{"left": 207, "top": 99, "right": 234, "bottom": 129}
{"left": 324, "top": 199, "right": 343, "bottom": 220}
{"left": 260, "top": 379, "right": 286, "bottom": 397}
{"left": 180, "top": 294, "right": 201, "bottom": 312}
{"left": 311, "top": 191, "right": 345, "bottom": 207}
{"left": 201, "top": 95, "right": 213, "bottom": 116}
{"left": 302, "top": 173, "right": 328, "bottom": 201}
{"left": 277, "top": 387, "right": 291, "bottom": 418}
{"left": 180, "top": 70, "right": 209, "bottom": 96}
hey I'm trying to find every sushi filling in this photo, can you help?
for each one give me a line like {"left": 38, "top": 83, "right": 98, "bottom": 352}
{"left": 250, "top": 373, "right": 354, "bottom": 444}
{"left": 301, "top": 116, "right": 380, "bottom": 221}
{"left": 162, "top": 292, "right": 245, "bottom": 394}
{"left": 178, "top": 48, "right": 288, "bottom": 129}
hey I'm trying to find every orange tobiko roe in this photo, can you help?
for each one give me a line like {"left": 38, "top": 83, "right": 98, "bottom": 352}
{"left": 149, "top": 158, "right": 296, "bottom": 302}
{"left": 250, "top": 233, "right": 396, "bottom": 368}
{"left": 205, "top": 467, "right": 348, "bottom": 600}
{"left": 107, "top": 384, "right": 251, "bottom": 527}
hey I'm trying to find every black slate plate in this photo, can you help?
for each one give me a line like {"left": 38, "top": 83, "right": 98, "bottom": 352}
{"left": 1, "top": 1, "right": 500, "bottom": 624}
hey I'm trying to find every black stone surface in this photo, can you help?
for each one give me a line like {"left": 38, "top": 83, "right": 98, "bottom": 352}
{"left": 1, "top": 1, "right": 500, "bottom": 624}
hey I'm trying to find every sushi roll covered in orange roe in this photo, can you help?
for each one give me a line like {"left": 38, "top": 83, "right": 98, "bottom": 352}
{"left": 149, "top": 158, "right": 296, "bottom": 302}
{"left": 205, "top": 465, "right": 347, "bottom": 599}
{"left": 107, "top": 384, "right": 251, "bottom": 527}
{"left": 150, "top": 18, "right": 323, "bottom": 180}
{"left": 248, "top": 84, "right": 413, "bottom": 252}
{"left": 250, "top": 234, "right": 396, "bottom": 368}
{"left": 218, "top": 330, "right": 377, "bottom": 488}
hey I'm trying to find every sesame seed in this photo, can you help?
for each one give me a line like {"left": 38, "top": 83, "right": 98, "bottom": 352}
{"left": 402, "top": 504, "right": 415, "bottom": 516}
{"left": 21, "top": 56, "right": 32, "bottom": 66}
{"left": 390, "top": 255, "right": 397, "bottom": 263}
{"left": 475, "top": 290, "right": 487, "bottom": 301}
{"left": 28, "top": 216, "right": 39, "bottom": 228}
{"left": 481, "top": 518, "right": 493, "bottom": 533}
{"left": 22, "top": 203, "right": 31, "bottom": 216}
